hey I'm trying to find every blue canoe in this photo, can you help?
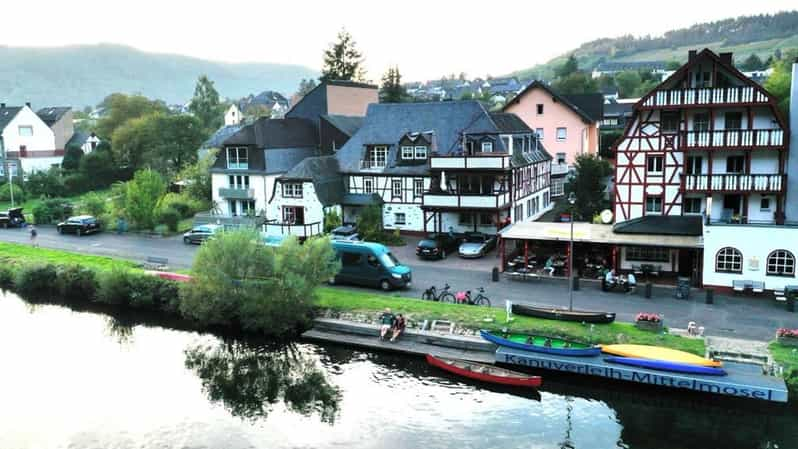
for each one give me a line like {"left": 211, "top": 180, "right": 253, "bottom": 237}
{"left": 479, "top": 330, "right": 601, "bottom": 357}
{"left": 605, "top": 356, "right": 728, "bottom": 376}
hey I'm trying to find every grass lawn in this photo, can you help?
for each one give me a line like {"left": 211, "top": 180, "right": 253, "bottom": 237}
{"left": 315, "top": 287, "right": 706, "bottom": 355}
{"left": 769, "top": 341, "right": 798, "bottom": 396}
{"left": 0, "top": 189, "right": 113, "bottom": 221}
{"left": 0, "top": 241, "right": 139, "bottom": 272}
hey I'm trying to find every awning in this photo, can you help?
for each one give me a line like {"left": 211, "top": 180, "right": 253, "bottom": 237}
{"left": 499, "top": 221, "right": 703, "bottom": 249}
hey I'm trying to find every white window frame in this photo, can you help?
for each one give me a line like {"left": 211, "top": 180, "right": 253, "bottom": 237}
{"left": 370, "top": 146, "right": 388, "bottom": 168}
{"left": 647, "top": 155, "right": 664, "bottom": 174}
{"left": 363, "top": 177, "right": 374, "bottom": 194}
{"left": 535, "top": 128, "right": 544, "bottom": 140}
{"left": 481, "top": 141, "right": 493, "bottom": 153}
{"left": 283, "top": 183, "right": 303, "bottom": 198}
{"left": 715, "top": 247, "right": 742, "bottom": 273}
{"left": 394, "top": 212, "right": 406, "bottom": 225}
{"left": 413, "top": 179, "right": 424, "bottom": 198}
{"left": 282, "top": 206, "right": 298, "bottom": 224}
{"left": 683, "top": 197, "right": 702, "bottom": 215}
{"left": 18, "top": 125, "right": 33, "bottom": 137}
{"left": 767, "top": 250, "right": 795, "bottom": 277}
{"left": 556, "top": 127, "right": 567, "bottom": 141}
{"left": 401, "top": 146, "right": 414, "bottom": 160}
{"left": 645, "top": 195, "right": 663, "bottom": 214}
{"left": 226, "top": 147, "right": 249, "bottom": 169}
{"left": 392, "top": 179, "right": 402, "bottom": 198}
{"left": 414, "top": 145, "right": 427, "bottom": 159}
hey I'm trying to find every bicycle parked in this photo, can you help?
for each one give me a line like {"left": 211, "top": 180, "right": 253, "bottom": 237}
{"left": 448, "top": 287, "right": 492, "bottom": 307}
{"left": 421, "top": 283, "right": 455, "bottom": 303}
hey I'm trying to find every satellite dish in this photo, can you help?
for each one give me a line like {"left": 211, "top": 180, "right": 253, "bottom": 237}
{"left": 600, "top": 209, "right": 614, "bottom": 224}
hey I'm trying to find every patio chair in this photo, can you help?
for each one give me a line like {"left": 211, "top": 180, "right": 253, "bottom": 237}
{"left": 732, "top": 280, "right": 745, "bottom": 292}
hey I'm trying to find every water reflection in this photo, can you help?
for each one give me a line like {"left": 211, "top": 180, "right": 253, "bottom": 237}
{"left": 184, "top": 340, "right": 341, "bottom": 423}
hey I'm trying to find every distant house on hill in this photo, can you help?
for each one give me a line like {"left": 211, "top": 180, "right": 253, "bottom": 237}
{"left": 238, "top": 91, "right": 291, "bottom": 119}
{"left": 66, "top": 131, "right": 101, "bottom": 154}
{"left": 591, "top": 61, "right": 669, "bottom": 78}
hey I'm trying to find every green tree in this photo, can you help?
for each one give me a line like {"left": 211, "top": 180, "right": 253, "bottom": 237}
{"left": 565, "top": 154, "right": 613, "bottom": 221}
{"left": 61, "top": 144, "right": 84, "bottom": 171}
{"left": 633, "top": 79, "right": 660, "bottom": 98}
{"left": 189, "top": 75, "right": 225, "bottom": 132}
{"left": 555, "top": 54, "right": 579, "bottom": 78}
{"left": 242, "top": 104, "right": 272, "bottom": 122}
{"left": 80, "top": 191, "right": 107, "bottom": 218}
{"left": 739, "top": 54, "right": 765, "bottom": 71}
{"left": 122, "top": 169, "right": 166, "bottom": 229}
{"left": 297, "top": 78, "right": 317, "bottom": 97}
{"left": 320, "top": 29, "right": 365, "bottom": 82}
{"left": 111, "top": 114, "right": 158, "bottom": 170}
{"left": 179, "top": 230, "right": 339, "bottom": 335}
{"left": 112, "top": 113, "right": 204, "bottom": 175}
{"left": 96, "top": 93, "right": 167, "bottom": 140}
{"left": 551, "top": 72, "right": 598, "bottom": 94}
{"left": 25, "top": 167, "right": 64, "bottom": 198}
{"left": 79, "top": 146, "right": 120, "bottom": 189}
{"left": 665, "top": 60, "right": 682, "bottom": 70}
{"left": 765, "top": 58, "right": 793, "bottom": 117}
{"left": 356, "top": 205, "right": 384, "bottom": 242}
{"left": 380, "top": 66, "right": 406, "bottom": 103}
{"left": 614, "top": 71, "right": 642, "bottom": 98}
{"left": 177, "top": 150, "right": 217, "bottom": 207}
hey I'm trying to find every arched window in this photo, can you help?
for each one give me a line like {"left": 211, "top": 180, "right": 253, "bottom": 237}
{"left": 715, "top": 247, "right": 742, "bottom": 273}
{"left": 767, "top": 250, "right": 795, "bottom": 277}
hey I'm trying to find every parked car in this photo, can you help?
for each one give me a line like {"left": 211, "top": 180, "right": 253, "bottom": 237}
{"left": 0, "top": 207, "right": 26, "bottom": 228}
{"left": 458, "top": 232, "right": 497, "bottom": 258}
{"left": 329, "top": 240, "right": 411, "bottom": 290}
{"left": 416, "top": 233, "right": 463, "bottom": 260}
{"left": 57, "top": 215, "right": 101, "bottom": 236}
{"left": 183, "top": 224, "right": 222, "bottom": 244}
{"left": 330, "top": 224, "right": 360, "bottom": 241}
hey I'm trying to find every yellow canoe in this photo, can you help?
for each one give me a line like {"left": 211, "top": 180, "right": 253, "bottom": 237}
{"left": 600, "top": 344, "right": 722, "bottom": 367}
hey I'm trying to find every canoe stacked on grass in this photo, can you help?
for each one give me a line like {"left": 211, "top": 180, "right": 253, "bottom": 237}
{"left": 511, "top": 304, "right": 616, "bottom": 324}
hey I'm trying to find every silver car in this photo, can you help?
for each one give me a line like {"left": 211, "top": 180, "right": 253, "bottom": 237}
{"left": 458, "top": 232, "right": 497, "bottom": 258}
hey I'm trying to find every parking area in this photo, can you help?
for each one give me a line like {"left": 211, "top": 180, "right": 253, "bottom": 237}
{"left": 391, "top": 235, "right": 500, "bottom": 272}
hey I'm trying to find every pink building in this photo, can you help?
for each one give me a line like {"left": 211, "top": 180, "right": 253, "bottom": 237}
{"left": 504, "top": 81, "right": 602, "bottom": 196}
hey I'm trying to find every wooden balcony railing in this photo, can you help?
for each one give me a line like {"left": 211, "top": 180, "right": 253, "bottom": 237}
{"left": 681, "top": 173, "right": 786, "bottom": 193}
{"left": 263, "top": 221, "right": 322, "bottom": 238}
{"left": 422, "top": 191, "right": 511, "bottom": 209}
{"left": 642, "top": 86, "right": 769, "bottom": 108}
{"left": 681, "top": 129, "right": 785, "bottom": 150}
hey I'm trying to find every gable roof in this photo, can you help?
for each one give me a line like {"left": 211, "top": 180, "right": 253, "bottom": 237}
{"left": 223, "top": 117, "right": 318, "bottom": 148}
{"left": 0, "top": 106, "right": 22, "bottom": 131}
{"left": 280, "top": 155, "right": 343, "bottom": 206}
{"left": 335, "top": 100, "right": 501, "bottom": 175}
{"left": 201, "top": 124, "right": 244, "bottom": 150}
{"left": 36, "top": 107, "right": 71, "bottom": 126}
{"left": 321, "top": 114, "right": 364, "bottom": 137}
{"left": 489, "top": 112, "right": 532, "bottom": 133}
{"left": 562, "top": 94, "right": 604, "bottom": 122}
{"left": 503, "top": 81, "right": 597, "bottom": 124}
{"left": 66, "top": 130, "right": 90, "bottom": 148}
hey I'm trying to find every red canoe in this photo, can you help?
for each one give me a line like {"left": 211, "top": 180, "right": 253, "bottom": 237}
{"left": 144, "top": 271, "right": 193, "bottom": 282}
{"left": 425, "top": 354, "right": 542, "bottom": 388}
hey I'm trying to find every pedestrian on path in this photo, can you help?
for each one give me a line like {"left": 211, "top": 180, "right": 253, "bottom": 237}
{"left": 29, "top": 225, "right": 38, "bottom": 247}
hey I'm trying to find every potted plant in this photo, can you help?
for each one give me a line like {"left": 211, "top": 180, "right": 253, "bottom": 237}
{"left": 635, "top": 312, "right": 663, "bottom": 332}
{"left": 776, "top": 328, "right": 798, "bottom": 347}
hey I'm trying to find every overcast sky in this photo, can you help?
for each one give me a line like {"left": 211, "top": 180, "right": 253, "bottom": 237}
{"left": 2, "top": 1, "right": 794, "bottom": 81}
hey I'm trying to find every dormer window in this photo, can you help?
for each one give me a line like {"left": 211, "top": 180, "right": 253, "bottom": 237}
{"left": 369, "top": 146, "right": 387, "bottom": 168}
{"left": 226, "top": 147, "right": 249, "bottom": 169}
{"left": 481, "top": 141, "right": 493, "bottom": 153}
{"left": 414, "top": 146, "right": 427, "bottom": 159}
{"left": 401, "top": 146, "right": 414, "bottom": 160}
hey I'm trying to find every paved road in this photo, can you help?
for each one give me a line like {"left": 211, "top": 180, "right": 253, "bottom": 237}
{"left": 2, "top": 226, "right": 797, "bottom": 341}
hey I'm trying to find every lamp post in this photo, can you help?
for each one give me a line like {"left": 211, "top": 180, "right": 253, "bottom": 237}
{"left": 568, "top": 192, "right": 576, "bottom": 311}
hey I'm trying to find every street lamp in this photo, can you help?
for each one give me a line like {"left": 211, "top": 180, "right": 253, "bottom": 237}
{"left": 568, "top": 192, "right": 576, "bottom": 311}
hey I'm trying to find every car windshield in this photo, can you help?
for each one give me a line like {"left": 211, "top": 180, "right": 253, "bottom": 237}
{"left": 466, "top": 234, "right": 486, "bottom": 243}
{"left": 379, "top": 252, "right": 400, "bottom": 268}
{"left": 82, "top": 218, "right": 97, "bottom": 224}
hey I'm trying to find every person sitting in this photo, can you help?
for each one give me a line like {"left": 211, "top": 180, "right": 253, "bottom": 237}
{"left": 543, "top": 338, "right": 552, "bottom": 348}
{"left": 390, "top": 314, "right": 406, "bottom": 342}
{"left": 378, "top": 308, "right": 395, "bottom": 340}
{"left": 604, "top": 269, "right": 617, "bottom": 289}
{"left": 543, "top": 256, "right": 555, "bottom": 276}
{"left": 626, "top": 272, "right": 637, "bottom": 293}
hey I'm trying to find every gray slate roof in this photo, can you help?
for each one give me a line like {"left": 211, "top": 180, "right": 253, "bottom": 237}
{"left": 504, "top": 81, "right": 599, "bottom": 124}
{"left": 201, "top": 125, "right": 244, "bottom": 150}
{"left": 603, "top": 101, "right": 634, "bottom": 118}
{"left": 489, "top": 112, "right": 531, "bottom": 133}
{"left": 36, "top": 107, "right": 71, "bottom": 126}
{"left": 66, "top": 130, "right": 89, "bottom": 148}
{"left": 613, "top": 215, "right": 703, "bottom": 236}
{"left": 0, "top": 106, "right": 22, "bottom": 131}
{"left": 335, "top": 101, "right": 502, "bottom": 175}
{"left": 223, "top": 117, "right": 318, "bottom": 148}
{"left": 281, "top": 155, "right": 343, "bottom": 206}
{"left": 322, "top": 115, "right": 364, "bottom": 137}
{"left": 562, "top": 94, "right": 604, "bottom": 122}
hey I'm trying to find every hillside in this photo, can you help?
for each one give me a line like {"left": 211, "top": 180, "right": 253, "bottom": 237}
{"left": 0, "top": 44, "right": 318, "bottom": 108}
{"left": 511, "top": 11, "right": 798, "bottom": 80}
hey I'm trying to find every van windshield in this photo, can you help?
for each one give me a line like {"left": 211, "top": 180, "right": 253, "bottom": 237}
{"left": 379, "top": 252, "right": 400, "bottom": 268}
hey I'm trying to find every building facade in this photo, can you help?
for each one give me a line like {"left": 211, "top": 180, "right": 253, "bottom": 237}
{"left": 0, "top": 103, "right": 59, "bottom": 173}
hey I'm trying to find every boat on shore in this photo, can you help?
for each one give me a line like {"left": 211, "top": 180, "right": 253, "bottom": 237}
{"left": 511, "top": 304, "right": 616, "bottom": 324}
{"left": 604, "top": 356, "right": 727, "bottom": 376}
{"left": 480, "top": 330, "right": 601, "bottom": 357}
{"left": 425, "top": 354, "right": 542, "bottom": 387}
{"left": 601, "top": 344, "right": 722, "bottom": 367}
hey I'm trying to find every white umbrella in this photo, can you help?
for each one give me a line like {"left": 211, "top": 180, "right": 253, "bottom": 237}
{"left": 440, "top": 170, "right": 447, "bottom": 192}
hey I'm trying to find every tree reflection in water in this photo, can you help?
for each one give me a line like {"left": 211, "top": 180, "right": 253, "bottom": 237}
{"left": 184, "top": 341, "right": 341, "bottom": 423}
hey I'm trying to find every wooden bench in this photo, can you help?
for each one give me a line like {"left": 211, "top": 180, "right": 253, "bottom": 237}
{"left": 732, "top": 280, "right": 752, "bottom": 293}
{"left": 143, "top": 256, "right": 169, "bottom": 270}
{"left": 751, "top": 281, "right": 765, "bottom": 294}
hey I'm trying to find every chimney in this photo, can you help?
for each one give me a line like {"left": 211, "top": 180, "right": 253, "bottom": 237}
{"left": 25, "top": 102, "right": 31, "bottom": 108}
{"left": 785, "top": 60, "right": 798, "bottom": 221}
{"left": 719, "top": 52, "right": 733, "bottom": 65}
{"left": 688, "top": 50, "right": 697, "bottom": 62}
{"left": 0, "top": 103, "right": 5, "bottom": 109}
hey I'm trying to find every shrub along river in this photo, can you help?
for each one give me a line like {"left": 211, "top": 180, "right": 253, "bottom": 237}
{"left": 1, "top": 290, "right": 797, "bottom": 449}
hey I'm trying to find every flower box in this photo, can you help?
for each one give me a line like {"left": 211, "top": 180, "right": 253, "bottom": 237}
{"left": 635, "top": 320, "right": 664, "bottom": 332}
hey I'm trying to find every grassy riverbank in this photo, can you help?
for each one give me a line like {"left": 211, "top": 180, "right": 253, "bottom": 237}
{"left": 769, "top": 342, "right": 798, "bottom": 396}
{"left": 315, "top": 287, "right": 706, "bottom": 355}
{"left": 0, "top": 242, "right": 138, "bottom": 271}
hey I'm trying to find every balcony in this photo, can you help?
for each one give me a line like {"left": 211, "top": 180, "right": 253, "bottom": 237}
{"left": 681, "top": 173, "right": 786, "bottom": 194}
{"left": 263, "top": 221, "right": 322, "bottom": 238}
{"left": 430, "top": 153, "right": 510, "bottom": 170}
{"left": 681, "top": 129, "right": 785, "bottom": 150}
{"left": 550, "top": 162, "right": 570, "bottom": 176}
{"left": 218, "top": 187, "right": 255, "bottom": 199}
{"left": 641, "top": 86, "right": 770, "bottom": 108}
{"left": 359, "top": 160, "right": 385, "bottom": 171}
{"left": 422, "top": 191, "right": 511, "bottom": 209}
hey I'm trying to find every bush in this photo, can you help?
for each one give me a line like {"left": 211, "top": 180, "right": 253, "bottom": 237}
{"left": 56, "top": 265, "right": 97, "bottom": 301}
{"left": 62, "top": 145, "right": 85, "bottom": 171}
{"left": 160, "top": 193, "right": 195, "bottom": 218}
{"left": 32, "top": 198, "right": 73, "bottom": 224}
{"left": 96, "top": 267, "right": 133, "bottom": 306}
{"left": 0, "top": 183, "right": 26, "bottom": 202}
{"left": 323, "top": 209, "right": 342, "bottom": 233}
{"left": 25, "top": 168, "right": 64, "bottom": 197}
{"left": 14, "top": 264, "right": 59, "bottom": 299}
{"left": 0, "top": 265, "right": 15, "bottom": 290}
{"left": 80, "top": 192, "right": 107, "bottom": 218}
{"left": 63, "top": 173, "right": 91, "bottom": 196}
{"left": 157, "top": 207, "right": 181, "bottom": 232}
{"left": 127, "top": 274, "right": 180, "bottom": 311}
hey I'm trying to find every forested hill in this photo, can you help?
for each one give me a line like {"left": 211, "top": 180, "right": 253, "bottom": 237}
{"left": 0, "top": 44, "right": 317, "bottom": 108}
{"left": 511, "top": 10, "right": 798, "bottom": 79}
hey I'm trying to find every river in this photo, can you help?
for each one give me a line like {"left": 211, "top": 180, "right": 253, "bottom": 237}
{"left": 0, "top": 291, "right": 795, "bottom": 449}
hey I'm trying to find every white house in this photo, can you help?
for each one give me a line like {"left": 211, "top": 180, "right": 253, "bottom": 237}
{"left": 0, "top": 102, "right": 59, "bottom": 174}
{"left": 225, "top": 104, "right": 243, "bottom": 126}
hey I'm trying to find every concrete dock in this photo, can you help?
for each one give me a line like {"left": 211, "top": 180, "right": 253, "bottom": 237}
{"left": 303, "top": 318, "right": 789, "bottom": 403}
